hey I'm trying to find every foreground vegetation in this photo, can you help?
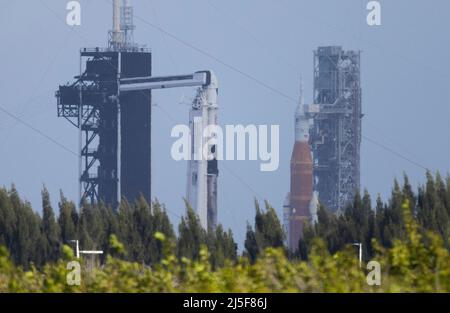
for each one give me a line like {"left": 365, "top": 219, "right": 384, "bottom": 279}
{"left": 0, "top": 200, "right": 449, "bottom": 292}
{"left": 0, "top": 172, "right": 449, "bottom": 292}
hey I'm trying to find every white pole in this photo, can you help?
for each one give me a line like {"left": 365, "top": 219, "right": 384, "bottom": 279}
{"left": 359, "top": 243, "right": 362, "bottom": 268}
{"left": 353, "top": 242, "right": 362, "bottom": 268}
{"left": 69, "top": 240, "right": 80, "bottom": 258}
{"left": 113, "top": 0, "right": 121, "bottom": 46}
{"left": 113, "top": 0, "right": 120, "bottom": 33}
{"left": 78, "top": 54, "right": 82, "bottom": 209}
{"left": 117, "top": 52, "right": 122, "bottom": 207}
{"left": 70, "top": 240, "right": 103, "bottom": 259}
{"left": 79, "top": 251, "right": 104, "bottom": 255}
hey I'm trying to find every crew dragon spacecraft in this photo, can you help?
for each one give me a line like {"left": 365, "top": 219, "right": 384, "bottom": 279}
{"left": 284, "top": 80, "right": 318, "bottom": 252}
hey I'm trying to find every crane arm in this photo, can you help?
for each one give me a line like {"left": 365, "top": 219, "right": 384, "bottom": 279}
{"left": 119, "top": 71, "right": 212, "bottom": 92}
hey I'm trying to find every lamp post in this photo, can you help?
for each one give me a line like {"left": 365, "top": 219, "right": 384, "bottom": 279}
{"left": 69, "top": 240, "right": 104, "bottom": 273}
{"left": 352, "top": 242, "right": 362, "bottom": 268}
{"left": 69, "top": 240, "right": 103, "bottom": 259}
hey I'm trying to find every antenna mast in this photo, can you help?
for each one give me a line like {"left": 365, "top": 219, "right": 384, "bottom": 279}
{"left": 109, "top": 0, "right": 136, "bottom": 51}
{"left": 121, "top": 0, "right": 136, "bottom": 48}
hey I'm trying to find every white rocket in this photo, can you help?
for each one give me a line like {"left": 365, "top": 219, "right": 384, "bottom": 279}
{"left": 186, "top": 72, "right": 219, "bottom": 231}
{"left": 119, "top": 70, "right": 219, "bottom": 231}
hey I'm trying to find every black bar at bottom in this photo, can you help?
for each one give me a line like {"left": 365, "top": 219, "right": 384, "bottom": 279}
{"left": 0, "top": 293, "right": 447, "bottom": 312}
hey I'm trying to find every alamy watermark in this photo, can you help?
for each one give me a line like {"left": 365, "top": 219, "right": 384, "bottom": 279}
{"left": 66, "top": 1, "right": 381, "bottom": 27}
{"left": 367, "top": 1, "right": 381, "bottom": 26}
{"left": 66, "top": 260, "right": 81, "bottom": 286}
{"left": 171, "top": 120, "right": 280, "bottom": 172}
{"left": 66, "top": 1, "right": 81, "bottom": 26}
{"left": 366, "top": 260, "right": 381, "bottom": 286}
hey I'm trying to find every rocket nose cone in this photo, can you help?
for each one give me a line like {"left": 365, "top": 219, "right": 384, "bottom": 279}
{"left": 295, "top": 104, "right": 310, "bottom": 142}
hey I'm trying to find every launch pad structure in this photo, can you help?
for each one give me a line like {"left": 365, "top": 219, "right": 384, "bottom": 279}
{"left": 57, "top": 47, "right": 152, "bottom": 207}
{"left": 284, "top": 46, "right": 362, "bottom": 251}
{"left": 55, "top": 1, "right": 360, "bottom": 238}
{"left": 55, "top": 0, "right": 218, "bottom": 230}
{"left": 311, "top": 46, "right": 362, "bottom": 213}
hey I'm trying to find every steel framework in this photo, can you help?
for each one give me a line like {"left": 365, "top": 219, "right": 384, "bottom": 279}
{"left": 56, "top": 50, "right": 121, "bottom": 205}
{"left": 311, "top": 46, "right": 362, "bottom": 213}
{"left": 57, "top": 49, "right": 152, "bottom": 207}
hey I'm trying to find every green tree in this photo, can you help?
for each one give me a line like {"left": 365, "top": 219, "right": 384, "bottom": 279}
{"left": 117, "top": 199, "right": 142, "bottom": 262}
{"left": 177, "top": 203, "right": 206, "bottom": 260}
{"left": 57, "top": 191, "right": 78, "bottom": 244}
{"left": 417, "top": 172, "right": 449, "bottom": 247}
{"left": 41, "top": 187, "right": 61, "bottom": 262}
{"left": 245, "top": 200, "right": 284, "bottom": 261}
{"left": 151, "top": 200, "right": 176, "bottom": 263}
{"left": 244, "top": 223, "right": 258, "bottom": 263}
{"left": 207, "top": 224, "right": 237, "bottom": 268}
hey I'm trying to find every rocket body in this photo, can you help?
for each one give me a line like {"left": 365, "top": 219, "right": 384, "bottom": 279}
{"left": 187, "top": 72, "right": 219, "bottom": 231}
{"left": 289, "top": 134, "right": 313, "bottom": 251}
{"left": 286, "top": 83, "right": 317, "bottom": 252}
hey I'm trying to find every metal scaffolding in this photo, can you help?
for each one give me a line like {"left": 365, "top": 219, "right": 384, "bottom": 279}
{"left": 311, "top": 46, "right": 362, "bottom": 213}
{"left": 56, "top": 49, "right": 152, "bottom": 207}
{"left": 56, "top": 50, "right": 121, "bottom": 205}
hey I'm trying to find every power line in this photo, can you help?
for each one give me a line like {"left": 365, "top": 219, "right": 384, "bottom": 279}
{"left": 38, "top": 0, "right": 190, "bottom": 217}
{"left": 132, "top": 2, "right": 431, "bottom": 173}
{"left": 153, "top": 99, "right": 266, "bottom": 202}
{"left": 1, "top": 0, "right": 84, "bottom": 135}
{"left": 273, "top": 0, "right": 450, "bottom": 84}
{"left": 362, "top": 135, "right": 429, "bottom": 171}
{"left": 364, "top": 118, "right": 426, "bottom": 167}
{"left": 205, "top": 0, "right": 301, "bottom": 75}
{"left": 221, "top": 162, "right": 265, "bottom": 202}
{"left": 0, "top": 88, "right": 54, "bottom": 135}
{"left": 26, "top": 0, "right": 268, "bottom": 219}
{"left": 36, "top": 0, "right": 431, "bottom": 199}
{"left": 132, "top": 11, "right": 299, "bottom": 105}
{"left": 146, "top": 0, "right": 180, "bottom": 74}
{"left": 0, "top": 104, "right": 78, "bottom": 157}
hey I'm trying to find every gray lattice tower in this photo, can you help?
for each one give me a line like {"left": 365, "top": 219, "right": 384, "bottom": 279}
{"left": 311, "top": 46, "right": 361, "bottom": 212}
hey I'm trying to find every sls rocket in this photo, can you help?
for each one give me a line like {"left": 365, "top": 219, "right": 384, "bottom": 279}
{"left": 284, "top": 79, "right": 318, "bottom": 252}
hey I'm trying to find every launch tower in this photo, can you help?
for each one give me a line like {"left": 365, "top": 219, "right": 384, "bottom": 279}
{"left": 55, "top": 1, "right": 219, "bottom": 231}
{"left": 56, "top": 0, "right": 151, "bottom": 207}
{"left": 311, "top": 46, "right": 362, "bottom": 213}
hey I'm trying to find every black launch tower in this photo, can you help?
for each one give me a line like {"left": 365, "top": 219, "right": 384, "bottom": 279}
{"left": 56, "top": 1, "right": 152, "bottom": 207}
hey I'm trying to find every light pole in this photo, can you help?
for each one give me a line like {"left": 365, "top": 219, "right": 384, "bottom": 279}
{"left": 69, "top": 240, "right": 104, "bottom": 273}
{"left": 69, "top": 240, "right": 103, "bottom": 259}
{"left": 352, "top": 243, "right": 362, "bottom": 268}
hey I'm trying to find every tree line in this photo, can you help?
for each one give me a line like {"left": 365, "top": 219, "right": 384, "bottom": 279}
{"left": 1, "top": 195, "right": 449, "bottom": 292}
{"left": 0, "top": 172, "right": 449, "bottom": 269}
{"left": 0, "top": 188, "right": 237, "bottom": 269}
{"left": 297, "top": 172, "right": 450, "bottom": 261}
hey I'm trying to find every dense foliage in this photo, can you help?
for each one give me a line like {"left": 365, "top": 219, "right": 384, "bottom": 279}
{"left": 299, "top": 173, "right": 450, "bottom": 260}
{"left": 0, "top": 200, "right": 448, "bottom": 292}
{"left": 244, "top": 200, "right": 285, "bottom": 262}
{"left": 0, "top": 188, "right": 237, "bottom": 269}
{"left": 0, "top": 172, "right": 449, "bottom": 292}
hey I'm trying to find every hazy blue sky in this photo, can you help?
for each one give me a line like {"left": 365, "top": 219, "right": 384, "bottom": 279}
{"left": 1, "top": 0, "right": 449, "bottom": 248}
